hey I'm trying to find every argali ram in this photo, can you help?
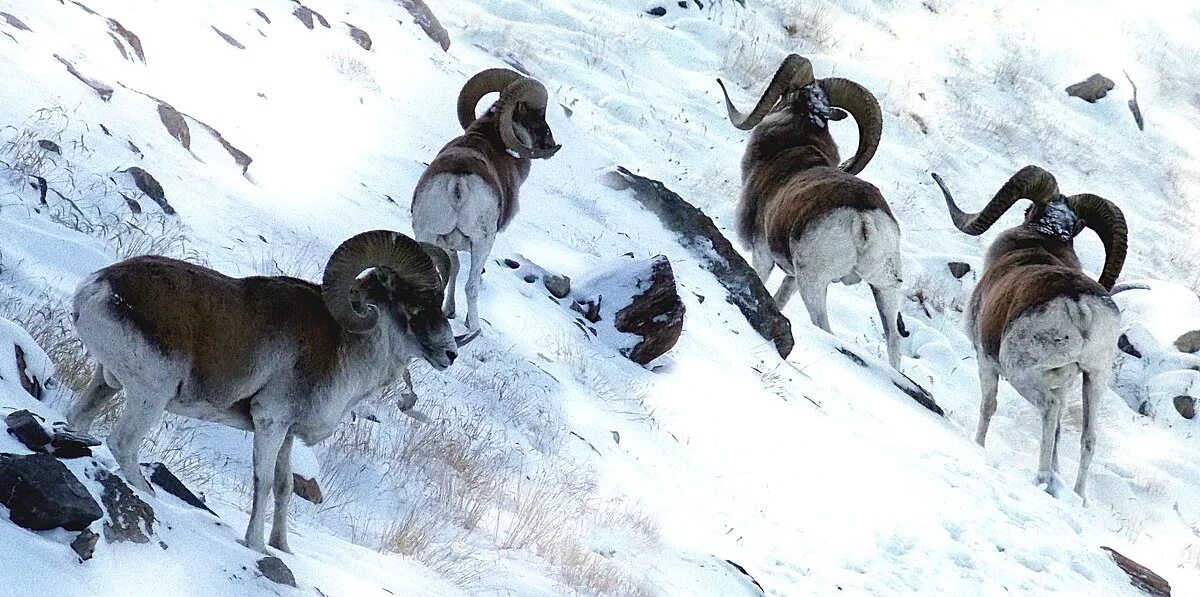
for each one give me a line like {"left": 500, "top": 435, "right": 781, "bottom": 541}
{"left": 932, "top": 166, "right": 1127, "bottom": 499}
{"left": 718, "top": 54, "right": 906, "bottom": 370}
{"left": 68, "top": 231, "right": 477, "bottom": 553}
{"left": 412, "top": 68, "right": 560, "bottom": 331}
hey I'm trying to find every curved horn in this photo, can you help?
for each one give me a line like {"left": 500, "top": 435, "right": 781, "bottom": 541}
{"left": 322, "top": 231, "right": 442, "bottom": 333}
{"left": 454, "top": 328, "right": 481, "bottom": 347}
{"left": 820, "top": 77, "right": 882, "bottom": 175}
{"left": 496, "top": 77, "right": 552, "bottom": 158}
{"left": 457, "top": 68, "right": 525, "bottom": 129}
{"left": 419, "top": 242, "right": 452, "bottom": 291}
{"left": 717, "top": 54, "right": 815, "bottom": 130}
{"left": 932, "top": 166, "right": 1060, "bottom": 235}
{"left": 1067, "top": 193, "right": 1128, "bottom": 290}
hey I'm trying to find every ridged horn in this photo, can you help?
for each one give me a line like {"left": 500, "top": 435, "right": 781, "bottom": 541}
{"left": 932, "top": 166, "right": 1060, "bottom": 235}
{"left": 821, "top": 77, "right": 882, "bottom": 175}
{"left": 1067, "top": 193, "right": 1128, "bottom": 290}
{"left": 419, "top": 242, "right": 452, "bottom": 291}
{"left": 457, "top": 68, "right": 525, "bottom": 129}
{"left": 322, "top": 231, "right": 442, "bottom": 333}
{"left": 496, "top": 77, "right": 552, "bottom": 158}
{"left": 717, "top": 54, "right": 815, "bottom": 130}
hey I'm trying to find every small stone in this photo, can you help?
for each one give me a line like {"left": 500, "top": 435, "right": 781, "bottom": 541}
{"left": 947, "top": 261, "right": 971, "bottom": 279}
{"left": 346, "top": 23, "right": 371, "bottom": 50}
{"left": 6, "top": 410, "right": 52, "bottom": 451}
{"left": 544, "top": 274, "right": 571, "bottom": 299}
{"left": 258, "top": 556, "right": 297, "bottom": 587}
{"left": 1174, "top": 330, "right": 1200, "bottom": 353}
{"left": 1118, "top": 334, "right": 1142, "bottom": 358}
{"left": 49, "top": 425, "right": 101, "bottom": 459}
{"left": 292, "top": 473, "right": 323, "bottom": 504}
{"left": 0, "top": 453, "right": 102, "bottom": 531}
{"left": 96, "top": 469, "right": 155, "bottom": 544}
{"left": 125, "top": 167, "right": 174, "bottom": 215}
{"left": 71, "top": 529, "right": 99, "bottom": 561}
{"left": 144, "top": 462, "right": 215, "bottom": 515}
{"left": 1174, "top": 395, "right": 1196, "bottom": 420}
{"left": 36, "top": 140, "right": 61, "bottom": 154}
{"left": 647, "top": 7, "right": 667, "bottom": 16}
{"left": 613, "top": 256, "right": 685, "bottom": 364}
{"left": 1065, "top": 74, "right": 1116, "bottom": 104}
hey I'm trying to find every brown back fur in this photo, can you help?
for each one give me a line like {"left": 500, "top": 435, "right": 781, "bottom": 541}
{"left": 736, "top": 109, "right": 892, "bottom": 252}
{"left": 416, "top": 109, "right": 530, "bottom": 230}
{"left": 972, "top": 228, "right": 1113, "bottom": 359}
{"left": 91, "top": 256, "right": 343, "bottom": 395}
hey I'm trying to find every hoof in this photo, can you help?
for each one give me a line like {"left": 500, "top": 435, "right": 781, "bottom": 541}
{"left": 239, "top": 538, "right": 270, "bottom": 555}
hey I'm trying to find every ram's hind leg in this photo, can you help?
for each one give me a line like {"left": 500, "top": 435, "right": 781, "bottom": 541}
{"left": 870, "top": 284, "right": 902, "bottom": 370}
{"left": 975, "top": 357, "right": 1000, "bottom": 446}
{"left": 1074, "top": 367, "right": 1108, "bottom": 500}
{"left": 465, "top": 235, "right": 495, "bottom": 332}
{"left": 442, "top": 250, "right": 460, "bottom": 319}
{"left": 269, "top": 433, "right": 295, "bottom": 553}
{"left": 68, "top": 364, "right": 120, "bottom": 432}
{"left": 107, "top": 382, "right": 172, "bottom": 493}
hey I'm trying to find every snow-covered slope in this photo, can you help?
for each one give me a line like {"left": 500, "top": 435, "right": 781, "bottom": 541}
{"left": 0, "top": 0, "right": 1198, "bottom": 594}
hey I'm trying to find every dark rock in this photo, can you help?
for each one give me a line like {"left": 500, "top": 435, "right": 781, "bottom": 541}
{"left": 1065, "top": 74, "right": 1115, "bottom": 103}
{"left": 293, "top": 5, "right": 316, "bottom": 29}
{"left": 1125, "top": 71, "right": 1145, "bottom": 131}
{"left": 143, "top": 462, "right": 215, "bottom": 515}
{"left": 1118, "top": 333, "right": 1142, "bottom": 358}
{"left": 1101, "top": 546, "right": 1170, "bottom": 596}
{"left": 893, "top": 374, "right": 944, "bottom": 417}
{"left": 36, "top": 139, "right": 61, "bottom": 154}
{"left": 614, "top": 167, "right": 793, "bottom": 358}
{"left": 396, "top": 0, "right": 451, "bottom": 51}
{"left": 13, "top": 344, "right": 43, "bottom": 399}
{"left": 1174, "top": 395, "right": 1196, "bottom": 420}
{"left": 0, "top": 11, "right": 32, "bottom": 31}
{"left": 544, "top": 274, "right": 571, "bottom": 299}
{"left": 258, "top": 556, "right": 297, "bottom": 587}
{"left": 106, "top": 18, "right": 144, "bottom": 62}
{"left": 125, "top": 167, "right": 174, "bottom": 215}
{"left": 346, "top": 23, "right": 372, "bottom": 50}
{"left": 647, "top": 7, "right": 667, "bottom": 16}
{"left": 6, "top": 410, "right": 51, "bottom": 451}
{"left": 614, "top": 256, "right": 686, "bottom": 364}
{"left": 107, "top": 32, "right": 129, "bottom": 60}
{"left": 836, "top": 346, "right": 868, "bottom": 367}
{"left": 71, "top": 529, "right": 99, "bottom": 561}
{"left": 96, "top": 469, "right": 155, "bottom": 544}
{"left": 678, "top": 1, "right": 688, "bottom": 7}
{"left": 212, "top": 26, "right": 245, "bottom": 49}
{"left": 156, "top": 102, "right": 191, "bottom": 149}
{"left": 1174, "top": 330, "right": 1200, "bottom": 354}
{"left": 48, "top": 425, "right": 101, "bottom": 459}
{"left": 292, "top": 473, "right": 323, "bottom": 504}
{"left": 54, "top": 55, "right": 114, "bottom": 100}
{"left": 947, "top": 261, "right": 971, "bottom": 279}
{"left": 723, "top": 559, "right": 765, "bottom": 594}
{"left": 0, "top": 453, "right": 102, "bottom": 531}
{"left": 253, "top": 8, "right": 270, "bottom": 24}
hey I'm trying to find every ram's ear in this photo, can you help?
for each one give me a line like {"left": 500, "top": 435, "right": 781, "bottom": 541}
{"left": 829, "top": 107, "right": 849, "bottom": 121}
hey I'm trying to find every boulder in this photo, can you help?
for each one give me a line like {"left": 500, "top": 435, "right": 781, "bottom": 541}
{"left": 258, "top": 556, "right": 297, "bottom": 587}
{"left": 96, "top": 469, "right": 155, "bottom": 544}
{"left": 292, "top": 473, "right": 323, "bottom": 504}
{"left": 0, "top": 453, "right": 102, "bottom": 531}
{"left": 612, "top": 167, "right": 793, "bottom": 357}
{"left": 54, "top": 55, "right": 113, "bottom": 100}
{"left": 1174, "top": 330, "right": 1200, "bottom": 353}
{"left": 6, "top": 410, "right": 52, "bottom": 451}
{"left": 396, "top": 0, "right": 451, "bottom": 51}
{"left": 346, "top": 23, "right": 371, "bottom": 50}
{"left": 1174, "top": 395, "right": 1195, "bottom": 420}
{"left": 143, "top": 462, "right": 215, "bottom": 515}
{"left": 613, "top": 256, "right": 686, "bottom": 364}
{"left": 48, "top": 425, "right": 101, "bottom": 459}
{"left": 1101, "top": 546, "right": 1170, "bottom": 597}
{"left": 71, "top": 529, "right": 99, "bottom": 561}
{"left": 1065, "top": 74, "right": 1115, "bottom": 103}
{"left": 125, "top": 167, "right": 174, "bottom": 215}
{"left": 947, "top": 262, "right": 971, "bottom": 279}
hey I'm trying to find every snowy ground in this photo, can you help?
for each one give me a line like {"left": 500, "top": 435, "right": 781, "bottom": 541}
{"left": 0, "top": 0, "right": 1198, "bottom": 594}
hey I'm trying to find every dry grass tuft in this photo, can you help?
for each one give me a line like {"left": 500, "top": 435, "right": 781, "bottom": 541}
{"left": 782, "top": 4, "right": 837, "bottom": 52}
